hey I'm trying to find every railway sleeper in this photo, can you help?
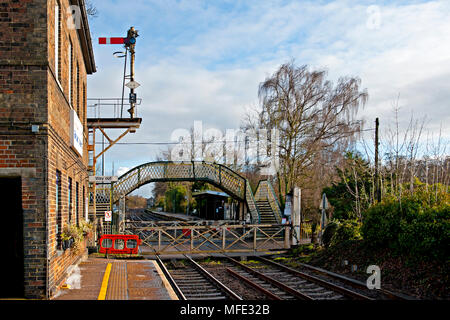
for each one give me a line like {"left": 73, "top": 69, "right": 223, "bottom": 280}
{"left": 230, "top": 270, "right": 296, "bottom": 299}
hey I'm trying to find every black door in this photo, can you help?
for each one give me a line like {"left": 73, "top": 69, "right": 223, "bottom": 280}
{"left": 0, "top": 177, "right": 24, "bottom": 298}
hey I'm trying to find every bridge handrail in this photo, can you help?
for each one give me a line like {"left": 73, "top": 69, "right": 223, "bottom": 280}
{"left": 111, "top": 161, "right": 247, "bottom": 203}
{"left": 265, "top": 180, "right": 283, "bottom": 224}
{"left": 245, "top": 180, "right": 260, "bottom": 224}
{"left": 94, "top": 161, "right": 274, "bottom": 224}
{"left": 254, "top": 180, "right": 282, "bottom": 224}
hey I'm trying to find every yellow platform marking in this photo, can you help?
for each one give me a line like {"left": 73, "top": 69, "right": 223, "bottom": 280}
{"left": 151, "top": 260, "right": 179, "bottom": 300}
{"left": 97, "top": 263, "right": 112, "bottom": 300}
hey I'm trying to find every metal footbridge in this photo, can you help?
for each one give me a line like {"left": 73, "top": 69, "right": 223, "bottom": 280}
{"left": 94, "top": 161, "right": 282, "bottom": 224}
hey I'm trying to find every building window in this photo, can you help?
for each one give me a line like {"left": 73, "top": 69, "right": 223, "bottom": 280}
{"left": 68, "top": 40, "right": 73, "bottom": 105}
{"left": 83, "top": 185, "right": 86, "bottom": 221}
{"left": 76, "top": 182, "right": 79, "bottom": 226}
{"left": 68, "top": 177, "right": 72, "bottom": 223}
{"left": 56, "top": 170, "right": 62, "bottom": 249}
{"left": 76, "top": 62, "right": 80, "bottom": 115}
{"left": 83, "top": 82, "right": 86, "bottom": 123}
{"left": 55, "top": 2, "right": 61, "bottom": 84}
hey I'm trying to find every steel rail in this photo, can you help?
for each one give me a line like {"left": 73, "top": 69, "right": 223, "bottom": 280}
{"left": 162, "top": 255, "right": 242, "bottom": 300}
{"left": 226, "top": 256, "right": 314, "bottom": 300}
{"left": 293, "top": 261, "right": 415, "bottom": 300}
{"left": 187, "top": 256, "right": 242, "bottom": 300}
{"left": 225, "top": 267, "right": 282, "bottom": 300}
{"left": 256, "top": 256, "right": 372, "bottom": 300}
{"left": 148, "top": 219, "right": 243, "bottom": 300}
{"left": 155, "top": 255, "right": 186, "bottom": 300}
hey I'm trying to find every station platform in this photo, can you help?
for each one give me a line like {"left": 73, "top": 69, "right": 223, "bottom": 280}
{"left": 152, "top": 211, "right": 201, "bottom": 221}
{"left": 52, "top": 257, "right": 178, "bottom": 300}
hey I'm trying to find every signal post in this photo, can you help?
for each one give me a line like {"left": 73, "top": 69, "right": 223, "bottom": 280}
{"left": 88, "top": 27, "right": 143, "bottom": 236}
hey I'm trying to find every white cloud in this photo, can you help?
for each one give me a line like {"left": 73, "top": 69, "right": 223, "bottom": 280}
{"left": 117, "top": 167, "right": 130, "bottom": 177}
{"left": 87, "top": 0, "right": 450, "bottom": 196}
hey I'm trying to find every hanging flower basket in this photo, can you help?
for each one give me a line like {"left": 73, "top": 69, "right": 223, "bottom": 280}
{"left": 61, "top": 224, "right": 83, "bottom": 251}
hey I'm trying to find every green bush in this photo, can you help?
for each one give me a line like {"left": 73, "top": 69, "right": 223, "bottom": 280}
{"left": 322, "top": 221, "right": 339, "bottom": 248}
{"left": 330, "top": 219, "right": 362, "bottom": 246}
{"left": 397, "top": 205, "right": 450, "bottom": 261}
{"left": 361, "top": 186, "right": 450, "bottom": 261}
{"left": 360, "top": 199, "right": 402, "bottom": 248}
{"left": 292, "top": 243, "right": 315, "bottom": 256}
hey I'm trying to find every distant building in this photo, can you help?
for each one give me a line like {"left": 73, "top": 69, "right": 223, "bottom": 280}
{"left": 193, "top": 190, "right": 235, "bottom": 220}
{"left": 147, "top": 197, "right": 155, "bottom": 208}
{"left": 0, "top": 0, "right": 95, "bottom": 299}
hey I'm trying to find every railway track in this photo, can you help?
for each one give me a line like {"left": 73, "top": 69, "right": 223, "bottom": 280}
{"left": 272, "top": 258, "right": 414, "bottom": 300}
{"left": 126, "top": 211, "right": 407, "bottom": 300}
{"left": 159, "top": 254, "right": 375, "bottom": 300}
{"left": 160, "top": 256, "right": 242, "bottom": 300}
{"left": 206, "top": 256, "right": 372, "bottom": 300}
{"left": 128, "top": 211, "right": 242, "bottom": 300}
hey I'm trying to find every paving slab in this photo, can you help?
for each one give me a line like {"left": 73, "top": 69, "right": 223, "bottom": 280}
{"left": 52, "top": 257, "right": 177, "bottom": 300}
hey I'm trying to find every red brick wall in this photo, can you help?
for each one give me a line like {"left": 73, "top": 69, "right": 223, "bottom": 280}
{"left": 46, "top": 0, "right": 91, "bottom": 298}
{"left": 0, "top": 0, "right": 93, "bottom": 299}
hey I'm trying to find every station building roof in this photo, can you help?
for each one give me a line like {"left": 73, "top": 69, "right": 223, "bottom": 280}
{"left": 192, "top": 190, "right": 230, "bottom": 198}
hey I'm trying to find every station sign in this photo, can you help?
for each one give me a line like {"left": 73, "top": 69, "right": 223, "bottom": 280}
{"left": 70, "top": 109, "right": 83, "bottom": 156}
{"left": 125, "top": 80, "right": 140, "bottom": 89}
{"left": 89, "top": 176, "right": 118, "bottom": 184}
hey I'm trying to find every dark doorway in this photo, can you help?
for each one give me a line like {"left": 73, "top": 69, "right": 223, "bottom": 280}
{"left": 0, "top": 177, "right": 24, "bottom": 298}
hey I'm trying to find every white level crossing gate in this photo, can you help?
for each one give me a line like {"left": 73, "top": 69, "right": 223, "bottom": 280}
{"left": 125, "top": 220, "right": 291, "bottom": 255}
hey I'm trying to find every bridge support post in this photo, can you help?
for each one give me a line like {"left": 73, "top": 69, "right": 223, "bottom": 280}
{"left": 238, "top": 202, "right": 244, "bottom": 221}
{"left": 284, "top": 226, "right": 291, "bottom": 249}
{"left": 291, "top": 187, "right": 301, "bottom": 246}
{"left": 222, "top": 226, "right": 226, "bottom": 250}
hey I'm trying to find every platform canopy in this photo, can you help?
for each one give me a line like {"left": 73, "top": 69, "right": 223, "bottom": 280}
{"left": 192, "top": 190, "right": 230, "bottom": 199}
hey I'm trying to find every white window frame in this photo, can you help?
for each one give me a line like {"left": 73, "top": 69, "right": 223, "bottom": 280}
{"left": 68, "top": 41, "right": 72, "bottom": 105}
{"left": 54, "top": 3, "right": 60, "bottom": 82}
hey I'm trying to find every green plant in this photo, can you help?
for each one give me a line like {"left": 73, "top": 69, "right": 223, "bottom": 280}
{"left": 361, "top": 198, "right": 402, "bottom": 248}
{"left": 165, "top": 184, "right": 187, "bottom": 213}
{"left": 60, "top": 223, "right": 85, "bottom": 251}
{"left": 330, "top": 219, "right": 362, "bottom": 246}
{"left": 61, "top": 227, "right": 71, "bottom": 241}
{"left": 311, "top": 222, "right": 318, "bottom": 244}
{"left": 323, "top": 151, "right": 373, "bottom": 220}
{"left": 292, "top": 243, "right": 315, "bottom": 256}
{"left": 79, "top": 220, "right": 93, "bottom": 236}
{"left": 361, "top": 185, "right": 449, "bottom": 261}
{"left": 61, "top": 224, "right": 77, "bottom": 241}
{"left": 322, "top": 221, "right": 339, "bottom": 248}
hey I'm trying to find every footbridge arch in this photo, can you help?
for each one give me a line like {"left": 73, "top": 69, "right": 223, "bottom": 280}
{"left": 96, "top": 161, "right": 282, "bottom": 224}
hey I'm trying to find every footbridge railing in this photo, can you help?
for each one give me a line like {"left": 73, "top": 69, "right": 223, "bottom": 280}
{"left": 95, "top": 161, "right": 262, "bottom": 223}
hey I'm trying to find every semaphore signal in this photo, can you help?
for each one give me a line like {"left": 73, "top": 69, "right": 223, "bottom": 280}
{"left": 97, "top": 27, "right": 139, "bottom": 118}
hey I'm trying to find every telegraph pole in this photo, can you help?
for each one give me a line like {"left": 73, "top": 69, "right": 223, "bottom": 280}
{"left": 374, "top": 118, "right": 381, "bottom": 202}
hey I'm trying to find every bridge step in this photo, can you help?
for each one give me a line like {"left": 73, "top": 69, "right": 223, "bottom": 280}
{"left": 254, "top": 199, "right": 282, "bottom": 238}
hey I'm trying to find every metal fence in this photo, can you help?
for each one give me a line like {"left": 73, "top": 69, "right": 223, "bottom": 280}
{"left": 126, "top": 222, "right": 291, "bottom": 255}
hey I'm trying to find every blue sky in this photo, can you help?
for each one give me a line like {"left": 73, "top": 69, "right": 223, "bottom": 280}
{"left": 86, "top": 0, "right": 450, "bottom": 197}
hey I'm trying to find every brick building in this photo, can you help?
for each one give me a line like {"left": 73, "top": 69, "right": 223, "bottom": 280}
{"left": 0, "top": 0, "right": 95, "bottom": 299}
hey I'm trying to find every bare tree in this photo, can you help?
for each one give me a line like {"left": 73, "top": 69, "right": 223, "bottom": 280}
{"left": 85, "top": 0, "right": 98, "bottom": 18}
{"left": 243, "top": 61, "right": 368, "bottom": 205}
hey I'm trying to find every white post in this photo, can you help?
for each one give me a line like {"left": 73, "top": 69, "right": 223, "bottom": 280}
{"left": 319, "top": 193, "right": 328, "bottom": 244}
{"left": 291, "top": 187, "right": 301, "bottom": 246}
